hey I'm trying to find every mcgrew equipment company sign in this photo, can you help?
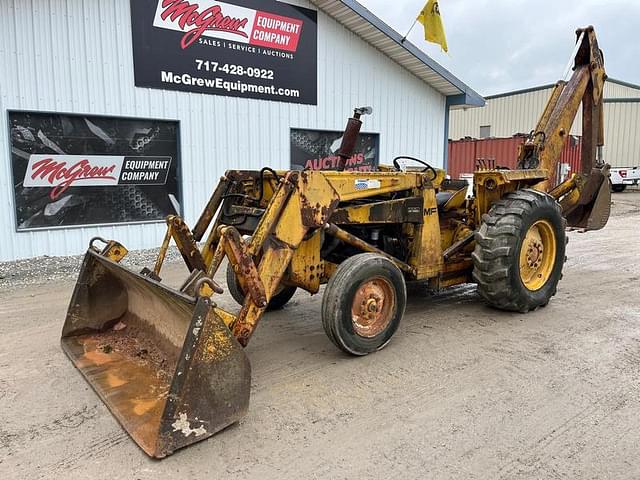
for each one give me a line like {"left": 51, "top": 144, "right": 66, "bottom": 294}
{"left": 130, "top": 0, "right": 318, "bottom": 104}
{"left": 9, "top": 111, "right": 181, "bottom": 230}
{"left": 24, "top": 156, "right": 172, "bottom": 201}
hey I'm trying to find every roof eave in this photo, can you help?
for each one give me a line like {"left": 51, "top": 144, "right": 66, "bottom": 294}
{"left": 447, "top": 91, "right": 486, "bottom": 109}
{"left": 608, "top": 77, "right": 640, "bottom": 91}
{"left": 309, "top": 0, "right": 485, "bottom": 108}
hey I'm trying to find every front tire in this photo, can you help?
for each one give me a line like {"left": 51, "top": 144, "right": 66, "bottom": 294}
{"left": 472, "top": 189, "right": 566, "bottom": 313}
{"left": 321, "top": 253, "right": 406, "bottom": 355}
{"left": 226, "top": 263, "right": 297, "bottom": 311}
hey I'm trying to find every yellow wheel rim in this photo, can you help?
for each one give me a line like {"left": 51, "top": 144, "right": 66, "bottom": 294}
{"left": 519, "top": 220, "right": 557, "bottom": 291}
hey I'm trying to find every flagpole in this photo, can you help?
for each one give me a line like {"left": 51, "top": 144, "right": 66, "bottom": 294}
{"left": 401, "top": 18, "right": 418, "bottom": 43}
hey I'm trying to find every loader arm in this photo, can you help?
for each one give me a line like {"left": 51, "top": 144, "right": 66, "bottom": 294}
{"left": 207, "top": 169, "right": 433, "bottom": 346}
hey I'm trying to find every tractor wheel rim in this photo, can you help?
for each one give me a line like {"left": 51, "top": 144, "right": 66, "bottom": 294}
{"left": 519, "top": 219, "right": 557, "bottom": 291}
{"left": 351, "top": 277, "right": 395, "bottom": 338}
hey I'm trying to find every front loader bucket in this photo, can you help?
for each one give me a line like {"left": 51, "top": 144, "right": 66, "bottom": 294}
{"left": 566, "top": 175, "right": 612, "bottom": 231}
{"left": 61, "top": 250, "right": 250, "bottom": 458}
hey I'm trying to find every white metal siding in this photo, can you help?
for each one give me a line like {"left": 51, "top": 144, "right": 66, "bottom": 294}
{"left": 605, "top": 81, "right": 640, "bottom": 99}
{"left": 0, "top": 0, "right": 446, "bottom": 261}
{"left": 450, "top": 88, "right": 556, "bottom": 140}
{"left": 603, "top": 102, "right": 640, "bottom": 167}
{"left": 450, "top": 81, "right": 640, "bottom": 168}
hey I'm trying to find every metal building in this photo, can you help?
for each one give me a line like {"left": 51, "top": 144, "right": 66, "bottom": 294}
{"left": 0, "top": 0, "right": 483, "bottom": 261}
{"left": 449, "top": 78, "right": 640, "bottom": 168}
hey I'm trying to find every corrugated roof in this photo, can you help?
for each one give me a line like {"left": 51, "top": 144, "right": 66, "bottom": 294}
{"left": 309, "top": 0, "right": 485, "bottom": 108}
{"left": 484, "top": 78, "right": 640, "bottom": 100}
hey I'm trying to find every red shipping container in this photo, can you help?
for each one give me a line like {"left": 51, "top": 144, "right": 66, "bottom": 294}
{"left": 448, "top": 135, "right": 582, "bottom": 185}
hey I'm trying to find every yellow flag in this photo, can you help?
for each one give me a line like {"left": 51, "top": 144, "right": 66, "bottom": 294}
{"left": 417, "top": 0, "right": 448, "bottom": 52}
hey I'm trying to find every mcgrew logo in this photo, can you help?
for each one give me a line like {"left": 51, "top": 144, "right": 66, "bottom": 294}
{"left": 28, "top": 158, "right": 117, "bottom": 200}
{"left": 153, "top": 0, "right": 304, "bottom": 52}
{"left": 159, "top": 0, "right": 250, "bottom": 49}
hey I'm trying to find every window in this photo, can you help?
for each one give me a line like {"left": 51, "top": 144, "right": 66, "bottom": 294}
{"left": 479, "top": 125, "right": 491, "bottom": 138}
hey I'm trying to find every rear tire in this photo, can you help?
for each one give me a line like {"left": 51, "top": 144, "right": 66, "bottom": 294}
{"left": 472, "top": 189, "right": 566, "bottom": 313}
{"left": 226, "top": 263, "right": 297, "bottom": 311}
{"left": 321, "top": 253, "right": 406, "bottom": 355}
{"left": 612, "top": 184, "right": 626, "bottom": 193}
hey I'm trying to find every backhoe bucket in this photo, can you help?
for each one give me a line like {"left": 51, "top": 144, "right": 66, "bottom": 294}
{"left": 565, "top": 173, "right": 612, "bottom": 231}
{"left": 61, "top": 250, "right": 250, "bottom": 458}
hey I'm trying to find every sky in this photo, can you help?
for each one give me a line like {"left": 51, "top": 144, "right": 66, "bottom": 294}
{"left": 358, "top": 0, "right": 640, "bottom": 96}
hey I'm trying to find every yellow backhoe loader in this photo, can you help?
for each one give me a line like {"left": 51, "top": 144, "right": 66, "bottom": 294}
{"left": 61, "top": 27, "right": 611, "bottom": 457}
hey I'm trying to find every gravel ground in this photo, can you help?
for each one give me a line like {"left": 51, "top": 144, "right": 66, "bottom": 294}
{"left": 0, "top": 247, "right": 183, "bottom": 289}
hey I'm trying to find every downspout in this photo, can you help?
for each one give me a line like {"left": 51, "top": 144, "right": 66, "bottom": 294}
{"left": 443, "top": 96, "right": 452, "bottom": 173}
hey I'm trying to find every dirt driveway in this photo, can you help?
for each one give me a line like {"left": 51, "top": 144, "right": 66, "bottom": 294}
{"left": 1, "top": 192, "right": 639, "bottom": 480}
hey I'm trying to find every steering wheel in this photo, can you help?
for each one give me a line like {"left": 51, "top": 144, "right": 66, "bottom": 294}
{"left": 392, "top": 156, "right": 437, "bottom": 180}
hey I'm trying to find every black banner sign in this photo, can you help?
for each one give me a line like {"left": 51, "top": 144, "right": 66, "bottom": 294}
{"left": 9, "top": 111, "right": 181, "bottom": 230}
{"left": 130, "top": 0, "right": 318, "bottom": 105}
{"left": 290, "top": 129, "right": 380, "bottom": 171}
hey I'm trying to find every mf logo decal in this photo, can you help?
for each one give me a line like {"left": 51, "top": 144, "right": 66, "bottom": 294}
{"left": 424, "top": 207, "right": 438, "bottom": 216}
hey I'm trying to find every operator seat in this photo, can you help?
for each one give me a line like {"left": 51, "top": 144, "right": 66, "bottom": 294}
{"left": 436, "top": 179, "right": 469, "bottom": 212}
{"left": 436, "top": 191, "right": 455, "bottom": 209}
